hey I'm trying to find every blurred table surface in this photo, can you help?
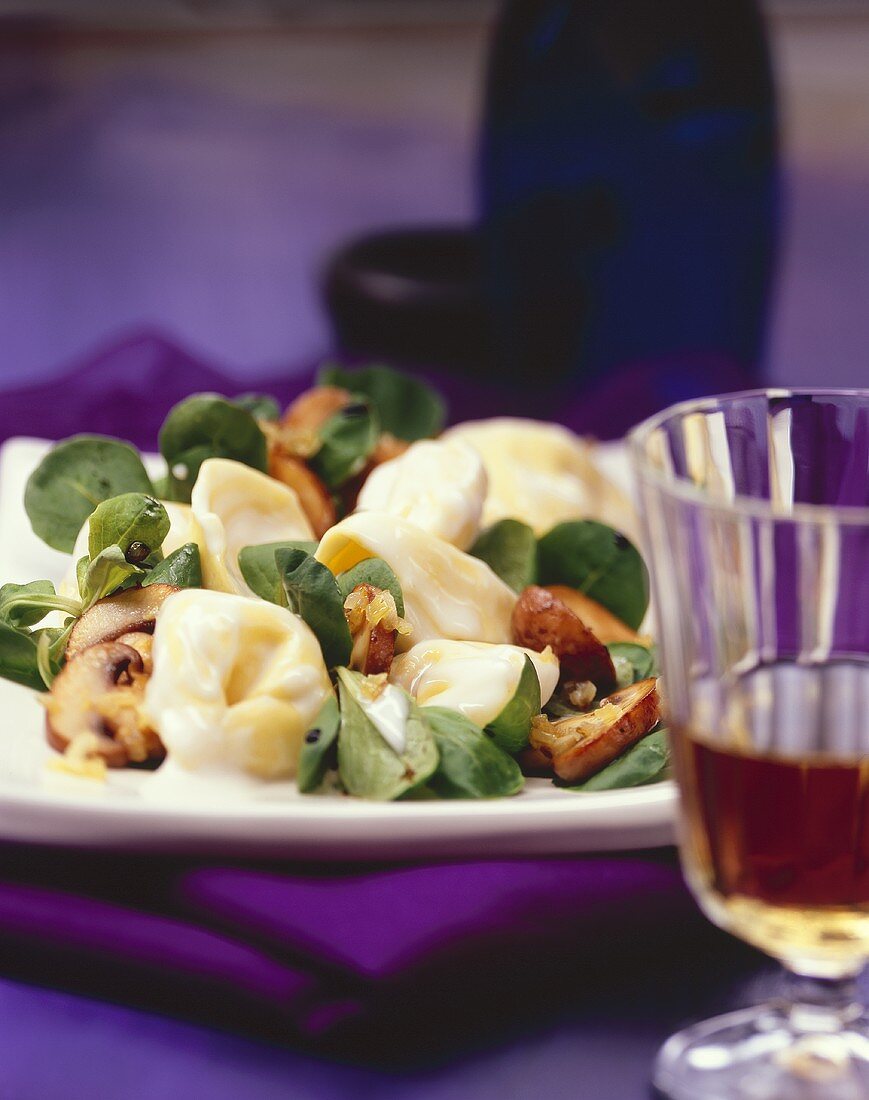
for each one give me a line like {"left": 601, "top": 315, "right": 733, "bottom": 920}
{"left": 0, "top": 6, "right": 868, "bottom": 1099}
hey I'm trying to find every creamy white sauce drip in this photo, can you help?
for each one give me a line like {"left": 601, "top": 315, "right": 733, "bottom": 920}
{"left": 358, "top": 682, "right": 410, "bottom": 754}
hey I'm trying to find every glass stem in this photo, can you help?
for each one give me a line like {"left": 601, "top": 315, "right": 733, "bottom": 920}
{"left": 784, "top": 971, "right": 865, "bottom": 1034}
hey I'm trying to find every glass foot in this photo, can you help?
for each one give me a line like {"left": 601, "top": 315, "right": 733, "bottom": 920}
{"left": 654, "top": 1002, "right": 869, "bottom": 1100}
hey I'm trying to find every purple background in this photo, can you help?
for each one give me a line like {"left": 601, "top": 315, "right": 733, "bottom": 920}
{"left": 1, "top": 12, "right": 868, "bottom": 396}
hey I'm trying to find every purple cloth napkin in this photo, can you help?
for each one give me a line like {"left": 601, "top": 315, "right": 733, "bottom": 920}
{"left": 0, "top": 843, "right": 757, "bottom": 1067}
{"left": 0, "top": 330, "right": 752, "bottom": 447}
{"left": 0, "top": 333, "right": 761, "bottom": 1065}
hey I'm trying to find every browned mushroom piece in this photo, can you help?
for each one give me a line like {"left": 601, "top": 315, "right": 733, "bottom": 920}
{"left": 115, "top": 631, "right": 154, "bottom": 674}
{"left": 45, "top": 641, "right": 165, "bottom": 768}
{"left": 529, "top": 677, "right": 660, "bottom": 783}
{"left": 343, "top": 582, "right": 405, "bottom": 675}
{"left": 267, "top": 451, "right": 336, "bottom": 538}
{"left": 512, "top": 585, "right": 616, "bottom": 691}
{"left": 544, "top": 586, "right": 647, "bottom": 645}
{"left": 281, "top": 385, "right": 351, "bottom": 432}
{"left": 271, "top": 387, "right": 414, "bottom": 515}
{"left": 516, "top": 746, "right": 556, "bottom": 777}
{"left": 370, "top": 432, "right": 409, "bottom": 466}
{"left": 66, "top": 584, "right": 179, "bottom": 660}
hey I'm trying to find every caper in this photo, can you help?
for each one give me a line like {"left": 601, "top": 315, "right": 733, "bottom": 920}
{"left": 125, "top": 541, "right": 150, "bottom": 564}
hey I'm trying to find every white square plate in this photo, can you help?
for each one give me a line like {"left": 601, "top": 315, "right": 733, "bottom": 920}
{"left": 0, "top": 438, "right": 675, "bottom": 859}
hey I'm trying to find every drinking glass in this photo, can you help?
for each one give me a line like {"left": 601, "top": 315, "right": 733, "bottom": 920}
{"left": 629, "top": 390, "right": 869, "bottom": 1099}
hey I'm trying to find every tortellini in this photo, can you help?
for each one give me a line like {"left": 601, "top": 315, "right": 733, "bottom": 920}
{"left": 444, "top": 417, "right": 636, "bottom": 538}
{"left": 145, "top": 589, "right": 332, "bottom": 779}
{"left": 356, "top": 438, "right": 487, "bottom": 549}
{"left": 190, "top": 458, "right": 314, "bottom": 596}
{"left": 390, "top": 639, "right": 560, "bottom": 729}
{"left": 315, "top": 512, "right": 516, "bottom": 649}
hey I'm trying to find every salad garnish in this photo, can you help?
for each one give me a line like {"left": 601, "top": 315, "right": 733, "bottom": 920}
{"left": 2, "top": 364, "right": 667, "bottom": 798}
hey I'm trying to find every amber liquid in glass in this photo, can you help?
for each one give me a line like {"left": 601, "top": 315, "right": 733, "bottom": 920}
{"left": 673, "top": 663, "right": 869, "bottom": 978}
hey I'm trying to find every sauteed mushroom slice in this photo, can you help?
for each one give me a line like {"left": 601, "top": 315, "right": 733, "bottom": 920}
{"left": 66, "top": 584, "right": 178, "bottom": 660}
{"left": 45, "top": 641, "right": 164, "bottom": 768}
{"left": 267, "top": 452, "right": 336, "bottom": 538}
{"left": 115, "top": 631, "right": 154, "bottom": 674}
{"left": 512, "top": 585, "right": 616, "bottom": 691}
{"left": 343, "top": 582, "right": 409, "bottom": 675}
{"left": 544, "top": 585, "right": 647, "bottom": 646}
{"left": 529, "top": 677, "right": 660, "bottom": 783}
{"left": 282, "top": 385, "right": 351, "bottom": 432}
{"left": 269, "top": 386, "right": 412, "bottom": 516}
{"left": 517, "top": 746, "right": 556, "bottom": 777}
{"left": 370, "top": 432, "right": 409, "bottom": 466}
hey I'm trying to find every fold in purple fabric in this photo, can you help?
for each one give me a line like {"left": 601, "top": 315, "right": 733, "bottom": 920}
{"left": 0, "top": 844, "right": 758, "bottom": 1066}
{"left": 0, "top": 332, "right": 761, "bottom": 1064}
{"left": 0, "top": 329, "right": 751, "bottom": 448}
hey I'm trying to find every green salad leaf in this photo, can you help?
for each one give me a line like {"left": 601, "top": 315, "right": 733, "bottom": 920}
{"left": 544, "top": 685, "right": 587, "bottom": 720}
{"left": 238, "top": 541, "right": 318, "bottom": 605}
{"left": 607, "top": 642, "right": 657, "bottom": 689}
{"left": 336, "top": 669, "right": 438, "bottom": 800}
{"left": 567, "top": 727, "right": 670, "bottom": 792}
{"left": 34, "top": 624, "right": 72, "bottom": 689}
{"left": 159, "top": 393, "right": 268, "bottom": 502}
{"left": 82, "top": 493, "right": 173, "bottom": 604}
{"left": 0, "top": 620, "right": 45, "bottom": 691}
{"left": 485, "top": 654, "right": 541, "bottom": 754}
{"left": 75, "top": 555, "right": 89, "bottom": 598}
{"left": 336, "top": 558, "right": 404, "bottom": 617}
{"left": 87, "top": 493, "right": 170, "bottom": 562}
{"left": 0, "top": 581, "right": 76, "bottom": 629}
{"left": 280, "top": 549, "right": 352, "bottom": 669}
{"left": 144, "top": 543, "right": 202, "bottom": 589}
{"left": 24, "top": 436, "right": 154, "bottom": 552}
{"left": 469, "top": 519, "right": 537, "bottom": 593}
{"left": 297, "top": 694, "right": 341, "bottom": 794}
{"left": 232, "top": 393, "right": 280, "bottom": 421}
{"left": 537, "top": 521, "right": 649, "bottom": 630}
{"left": 309, "top": 400, "right": 378, "bottom": 489}
{"left": 150, "top": 473, "right": 171, "bottom": 499}
{"left": 80, "top": 546, "right": 145, "bottom": 607}
{"left": 0, "top": 487, "right": 201, "bottom": 692}
{"left": 319, "top": 363, "right": 446, "bottom": 441}
{"left": 420, "top": 706, "right": 523, "bottom": 799}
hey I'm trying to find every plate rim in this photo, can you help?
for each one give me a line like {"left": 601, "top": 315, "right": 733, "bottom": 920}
{"left": 0, "top": 771, "right": 677, "bottom": 821}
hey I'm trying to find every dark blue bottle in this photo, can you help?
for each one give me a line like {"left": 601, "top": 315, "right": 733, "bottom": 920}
{"left": 480, "top": 0, "right": 779, "bottom": 400}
